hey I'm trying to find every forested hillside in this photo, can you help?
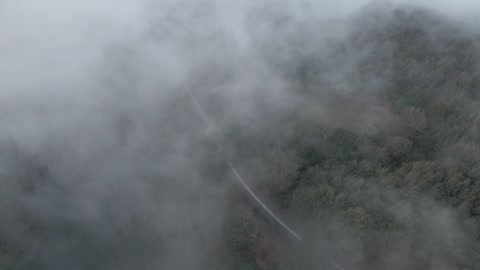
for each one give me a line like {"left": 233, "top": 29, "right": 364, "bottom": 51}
{"left": 213, "top": 6, "right": 480, "bottom": 270}
{"left": 1, "top": 2, "right": 480, "bottom": 270}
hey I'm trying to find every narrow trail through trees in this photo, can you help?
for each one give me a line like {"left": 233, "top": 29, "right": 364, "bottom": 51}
{"left": 186, "top": 87, "right": 350, "bottom": 270}
{"left": 187, "top": 87, "right": 301, "bottom": 240}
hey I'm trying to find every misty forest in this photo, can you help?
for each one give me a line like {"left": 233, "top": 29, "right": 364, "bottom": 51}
{"left": 2, "top": 1, "right": 480, "bottom": 270}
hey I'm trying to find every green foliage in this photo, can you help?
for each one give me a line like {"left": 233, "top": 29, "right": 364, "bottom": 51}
{"left": 225, "top": 205, "right": 257, "bottom": 253}
{"left": 224, "top": 11, "right": 480, "bottom": 266}
{"left": 290, "top": 185, "right": 336, "bottom": 218}
{"left": 5, "top": 4, "right": 480, "bottom": 270}
{"left": 348, "top": 207, "right": 366, "bottom": 230}
{"left": 262, "top": 147, "right": 301, "bottom": 207}
{"left": 326, "top": 128, "right": 359, "bottom": 162}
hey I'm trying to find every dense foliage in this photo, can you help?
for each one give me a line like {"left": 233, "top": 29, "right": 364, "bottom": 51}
{"left": 2, "top": 4, "right": 480, "bottom": 270}
{"left": 218, "top": 6, "right": 480, "bottom": 270}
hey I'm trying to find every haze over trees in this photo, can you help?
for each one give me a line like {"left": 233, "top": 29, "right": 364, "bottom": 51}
{"left": 1, "top": 1, "right": 480, "bottom": 270}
